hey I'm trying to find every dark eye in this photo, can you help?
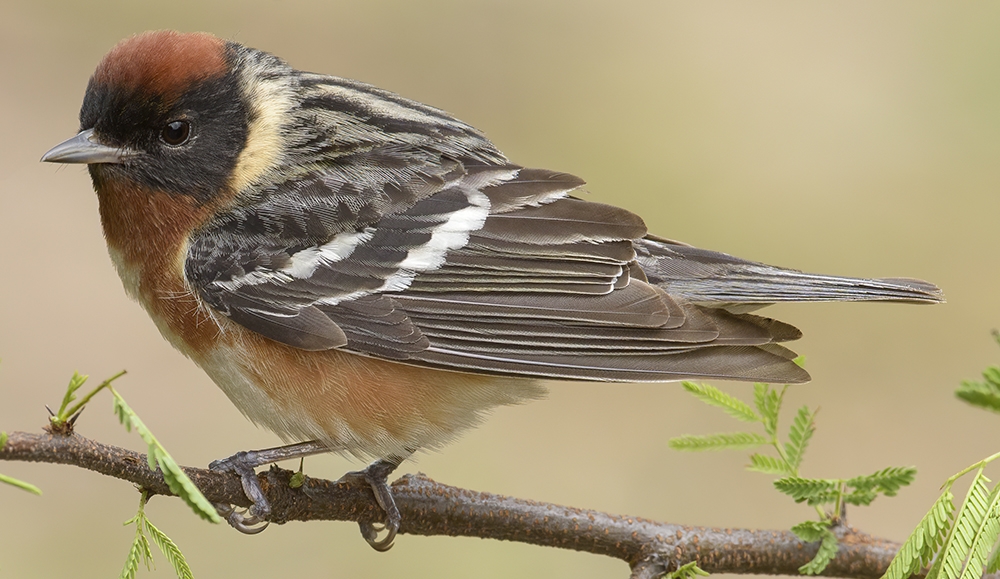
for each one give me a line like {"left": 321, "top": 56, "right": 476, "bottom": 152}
{"left": 161, "top": 120, "right": 191, "bottom": 146}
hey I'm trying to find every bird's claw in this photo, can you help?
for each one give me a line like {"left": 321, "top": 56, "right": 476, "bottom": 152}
{"left": 214, "top": 502, "right": 270, "bottom": 534}
{"left": 340, "top": 458, "right": 402, "bottom": 551}
{"left": 209, "top": 444, "right": 404, "bottom": 548}
{"left": 210, "top": 450, "right": 273, "bottom": 535}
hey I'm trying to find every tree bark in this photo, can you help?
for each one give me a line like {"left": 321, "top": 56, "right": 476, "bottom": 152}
{"left": 1, "top": 430, "right": 904, "bottom": 578}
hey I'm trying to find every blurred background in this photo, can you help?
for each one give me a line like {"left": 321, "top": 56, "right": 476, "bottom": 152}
{"left": 1, "top": 1, "right": 998, "bottom": 577}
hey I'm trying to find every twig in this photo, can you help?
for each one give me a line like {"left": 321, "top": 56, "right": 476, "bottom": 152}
{"left": 1, "top": 430, "right": 903, "bottom": 577}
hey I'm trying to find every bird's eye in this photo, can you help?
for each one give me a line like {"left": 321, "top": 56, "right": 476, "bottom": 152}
{"left": 161, "top": 120, "right": 191, "bottom": 146}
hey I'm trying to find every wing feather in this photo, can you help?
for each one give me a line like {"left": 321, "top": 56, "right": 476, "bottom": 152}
{"left": 417, "top": 345, "right": 810, "bottom": 384}
{"left": 186, "top": 161, "right": 826, "bottom": 384}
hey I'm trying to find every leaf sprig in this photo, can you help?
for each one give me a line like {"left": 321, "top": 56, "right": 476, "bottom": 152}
{"left": 109, "top": 386, "right": 220, "bottom": 523}
{"left": 670, "top": 363, "right": 915, "bottom": 576}
{"left": 883, "top": 457, "right": 1000, "bottom": 579}
{"left": 121, "top": 491, "right": 194, "bottom": 579}
{"left": 955, "top": 332, "right": 1000, "bottom": 414}
{"left": 883, "top": 332, "right": 1000, "bottom": 579}
{"left": 48, "top": 371, "right": 220, "bottom": 523}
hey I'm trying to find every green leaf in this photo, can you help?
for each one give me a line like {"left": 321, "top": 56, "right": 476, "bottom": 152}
{"left": 783, "top": 406, "right": 815, "bottom": 471}
{"left": 956, "top": 357, "right": 1000, "bottom": 413}
{"left": 57, "top": 372, "right": 89, "bottom": 418}
{"left": 110, "top": 388, "right": 221, "bottom": 523}
{"left": 747, "top": 453, "right": 794, "bottom": 475}
{"left": 957, "top": 378, "right": 1000, "bottom": 414}
{"left": 986, "top": 541, "right": 1000, "bottom": 574}
{"left": 668, "top": 432, "right": 768, "bottom": 451}
{"left": 773, "top": 477, "right": 839, "bottom": 504}
{"left": 984, "top": 366, "right": 1000, "bottom": 387}
{"left": 881, "top": 491, "right": 955, "bottom": 579}
{"left": 790, "top": 519, "right": 829, "bottom": 542}
{"left": 57, "top": 370, "right": 127, "bottom": 425}
{"left": 958, "top": 481, "right": 1000, "bottom": 579}
{"left": 665, "top": 561, "right": 709, "bottom": 579}
{"left": 791, "top": 521, "right": 838, "bottom": 575}
{"left": 804, "top": 491, "right": 843, "bottom": 507}
{"left": 753, "top": 382, "right": 784, "bottom": 436}
{"left": 841, "top": 466, "right": 917, "bottom": 507}
{"left": 0, "top": 473, "right": 42, "bottom": 495}
{"left": 0, "top": 432, "right": 42, "bottom": 494}
{"left": 930, "top": 468, "right": 992, "bottom": 579}
{"left": 753, "top": 383, "right": 768, "bottom": 416}
{"left": 144, "top": 518, "right": 194, "bottom": 579}
{"left": 842, "top": 489, "right": 879, "bottom": 507}
{"left": 680, "top": 381, "right": 760, "bottom": 422}
{"left": 753, "top": 384, "right": 784, "bottom": 436}
{"left": 120, "top": 515, "right": 153, "bottom": 579}
{"left": 847, "top": 466, "right": 916, "bottom": 498}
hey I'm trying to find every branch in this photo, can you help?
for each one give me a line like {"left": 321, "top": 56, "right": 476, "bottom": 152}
{"left": 1, "top": 430, "right": 902, "bottom": 578}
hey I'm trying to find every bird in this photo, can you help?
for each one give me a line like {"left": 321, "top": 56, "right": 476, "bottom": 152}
{"left": 42, "top": 30, "right": 942, "bottom": 549}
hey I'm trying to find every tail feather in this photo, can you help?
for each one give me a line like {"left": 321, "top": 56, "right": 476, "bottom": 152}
{"left": 634, "top": 236, "right": 944, "bottom": 305}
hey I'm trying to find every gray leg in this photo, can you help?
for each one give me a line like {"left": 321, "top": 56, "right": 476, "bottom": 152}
{"left": 338, "top": 455, "right": 407, "bottom": 551}
{"left": 210, "top": 440, "right": 331, "bottom": 534}
{"left": 210, "top": 442, "right": 410, "bottom": 550}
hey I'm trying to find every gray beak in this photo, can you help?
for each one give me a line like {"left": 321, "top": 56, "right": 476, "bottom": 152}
{"left": 41, "top": 129, "right": 127, "bottom": 164}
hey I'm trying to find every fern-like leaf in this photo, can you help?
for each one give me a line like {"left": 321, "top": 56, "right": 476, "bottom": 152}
{"left": 144, "top": 518, "right": 194, "bottom": 579}
{"left": 842, "top": 489, "right": 879, "bottom": 507}
{"left": 681, "top": 381, "right": 760, "bottom": 422}
{"left": 747, "top": 453, "right": 794, "bottom": 475}
{"left": 848, "top": 466, "right": 917, "bottom": 498}
{"left": 958, "top": 482, "right": 1000, "bottom": 579}
{"left": 57, "top": 372, "right": 89, "bottom": 418}
{"left": 668, "top": 432, "right": 768, "bottom": 451}
{"left": 753, "top": 383, "right": 768, "bottom": 416}
{"left": 756, "top": 385, "right": 784, "bottom": 436}
{"left": 957, "top": 375, "right": 1000, "bottom": 414}
{"left": 110, "top": 389, "right": 220, "bottom": 523}
{"left": 119, "top": 515, "right": 153, "bottom": 579}
{"left": 773, "top": 477, "right": 839, "bottom": 504}
{"left": 56, "top": 370, "right": 126, "bottom": 425}
{"left": 805, "top": 491, "right": 844, "bottom": 507}
{"left": 930, "top": 469, "right": 992, "bottom": 579}
{"left": 790, "top": 520, "right": 828, "bottom": 542}
{"left": 792, "top": 520, "right": 839, "bottom": 575}
{"left": 784, "top": 406, "right": 815, "bottom": 471}
{"left": 987, "top": 541, "right": 1000, "bottom": 574}
{"left": 881, "top": 491, "right": 955, "bottom": 579}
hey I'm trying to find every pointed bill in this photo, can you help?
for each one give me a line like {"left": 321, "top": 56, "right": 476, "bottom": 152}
{"left": 41, "top": 129, "right": 127, "bottom": 164}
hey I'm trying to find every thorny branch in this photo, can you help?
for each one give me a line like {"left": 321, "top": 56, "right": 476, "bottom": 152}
{"left": 1, "top": 430, "right": 904, "bottom": 578}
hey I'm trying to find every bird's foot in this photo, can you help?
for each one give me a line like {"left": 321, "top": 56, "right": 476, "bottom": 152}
{"left": 338, "top": 457, "right": 403, "bottom": 551}
{"left": 210, "top": 450, "right": 272, "bottom": 534}
{"left": 209, "top": 441, "right": 329, "bottom": 535}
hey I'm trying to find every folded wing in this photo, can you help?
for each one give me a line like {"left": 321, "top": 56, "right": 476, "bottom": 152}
{"left": 186, "top": 159, "right": 940, "bottom": 384}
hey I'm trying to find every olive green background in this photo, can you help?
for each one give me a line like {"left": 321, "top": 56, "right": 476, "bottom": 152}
{"left": 2, "top": 2, "right": 998, "bottom": 578}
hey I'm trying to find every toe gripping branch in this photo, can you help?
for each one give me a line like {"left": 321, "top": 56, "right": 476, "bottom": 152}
{"left": 208, "top": 441, "right": 405, "bottom": 550}
{"left": 339, "top": 458, "right": 404, "bottom": 551}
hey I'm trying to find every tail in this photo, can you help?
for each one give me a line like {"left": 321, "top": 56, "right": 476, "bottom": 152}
{"left": 634, "top": 236, "right": 944, "bottom": 306}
